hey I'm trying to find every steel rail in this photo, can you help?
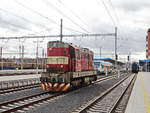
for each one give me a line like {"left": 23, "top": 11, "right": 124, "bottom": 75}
{"left": 0, "top": 75, "right": 115, "bottom": 113}
{"left": 109, "top": 74, "right": 137, "bottom": 113}
{"left": 72, "top": 73, "right": 134, "bottom": 113}
{"left": 0, "top": 84, "right": 39, "bottom": 95}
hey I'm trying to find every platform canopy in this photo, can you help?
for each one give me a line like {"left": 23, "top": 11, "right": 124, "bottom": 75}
{"left": 139, "top": 60, "right": 150, "bottom": 66}
{"left": 139, "top": 60, "right": 150, "bottom": 63}
{"left": 94, "top": 58, "right": 124, "bottom": 65}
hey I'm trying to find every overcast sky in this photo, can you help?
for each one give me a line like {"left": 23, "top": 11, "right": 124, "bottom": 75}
{"left": 0, "top": 0, "right": 148, "bottom": 62}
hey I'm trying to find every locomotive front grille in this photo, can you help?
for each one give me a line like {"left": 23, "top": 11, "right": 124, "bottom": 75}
{"left": 47, "top": 67, "right": 63, "bottom": 73}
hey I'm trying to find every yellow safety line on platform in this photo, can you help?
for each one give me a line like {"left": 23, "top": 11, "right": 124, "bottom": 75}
{"left": 140, "top": 75, "right": 150, "bottom": 113}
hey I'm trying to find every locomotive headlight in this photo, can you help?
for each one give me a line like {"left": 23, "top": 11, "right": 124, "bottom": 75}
{"left": 61, "top": 65, "right": 63, "bottom": 68}
{"left": 58, "top": 77, "right": 65, "bottom": 82}
{"left": 51, "top": 77, "right": 58, "bottom": 83}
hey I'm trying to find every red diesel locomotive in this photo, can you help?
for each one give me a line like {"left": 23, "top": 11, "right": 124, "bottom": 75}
{"left": 40, "top": 41, "right": 97, "bottom": 91}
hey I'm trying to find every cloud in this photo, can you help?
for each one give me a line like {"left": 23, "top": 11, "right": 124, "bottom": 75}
{"left": 0, "top": 0, "right": 147, "bottom": 60}
{"left": 115, "top": 0, "right": 150, "bottom": 12}
{"left": 0, "top": 12, "right": 31, "bottom": 33}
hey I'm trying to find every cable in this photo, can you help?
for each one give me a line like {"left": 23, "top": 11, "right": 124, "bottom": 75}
{"left": 58, "top": 0, "right": 90, "bottom": 29}
{"left": 0, "top": 8, "right": 52, "bottom": 33}
{"left": 0, "top": 18, "right": 32, "bottom": 32}
{"left": 14, "top": 0, "right": 58, "bottom": 25}
{"left": 97, "top": 0, "right": 116, "bottom": 26}
{"left": 0, "top": 9, "right": 49, "bottom": 36}
{"left": 107, "top": 0, "right": 120, "bottom": 25}
{"left": 14, "top": 0, "right": 86, "bottom": 34}
{"left": 0, "top": 18, "right": 51, "bottom": 38}
{"left": 41, "top": 0, "right": 89, "bottom": 33}
{"left": 106, "top": 0, "right": 134, "bottom": 45}
{"left": 0, "top": 33, "right": 116, "bottom": 39}
{"left": 64, "top": 27, "right": 85, "bottom": 34}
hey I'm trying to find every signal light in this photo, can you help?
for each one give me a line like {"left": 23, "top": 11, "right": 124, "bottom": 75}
{"left": 128, "top": 56, "right": 130, "bottom": 61}
{"left": 116, "top": 54, "right": 118, "bottom": 60}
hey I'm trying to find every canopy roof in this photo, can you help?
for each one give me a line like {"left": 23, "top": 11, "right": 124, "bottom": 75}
{"left": 139, "top": 60, "right": 150, "bottom": 63}
{"left": 94, "top": 58, "right": 124, "bottom": 65}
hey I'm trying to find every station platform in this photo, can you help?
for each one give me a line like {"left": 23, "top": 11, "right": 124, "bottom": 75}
{"left": 0, "top": 74, "right": 41, "bottom": 82}
{"left": 125, "top": 72, "right": 150, "bottom": 113}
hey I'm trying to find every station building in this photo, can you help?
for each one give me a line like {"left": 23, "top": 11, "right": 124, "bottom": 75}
{"left": 146, "top": 28, "right": 150, "bottom": 59}
{"left": 140, "top": 28, "right": 150, "bottom": 72}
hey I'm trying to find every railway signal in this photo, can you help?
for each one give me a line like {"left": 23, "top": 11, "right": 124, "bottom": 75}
{"left": 127, "top": 55, "right": 130, "bottom": 61}
{"left": 116, "top": 54, "right": 118, "bottom": 60}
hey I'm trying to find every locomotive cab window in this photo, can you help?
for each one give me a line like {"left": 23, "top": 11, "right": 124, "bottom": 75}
{"left": 48, "top": 42, "right": 69, "bottom": 48}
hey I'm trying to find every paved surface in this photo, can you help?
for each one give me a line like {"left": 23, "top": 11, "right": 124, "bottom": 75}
{"left": 0, "top": 74, "right": 41, "bottom": 82}
{"left": 125, "top": 72, "right": 150, "bottom": 113}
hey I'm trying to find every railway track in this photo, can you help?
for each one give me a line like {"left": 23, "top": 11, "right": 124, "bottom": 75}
{"left": 71, "top": 73, "right": 136, "bottom": 113}
{"left": 0, "top": 75, "right": 115, "bottom": 113}
{"left": 112, "top": 74, "right": 136, "bottom": 113}
{"left": 0, "top": 83, "right": 40, "bottom": 95}
{"left": 0, "top": 91, "right": 64, "bottom": 113}
{"left": 0, "top": 75, "right": 113, "bottom": 95}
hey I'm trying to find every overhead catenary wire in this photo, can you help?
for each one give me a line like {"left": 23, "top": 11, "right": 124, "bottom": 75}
{"left": 0, "top": 33, "right": 116, "bottom": 39}
{"left": 107, "top": 0, "right": 120, "bottom": 25}
{"left": 109, "top": 0, "right": 145, "bottom": 48}
{"left": 98, "top": 0, "right": 144, "bottom": 59}
{"left": 106, "top": 0, "right": 125, "bottom": 36}
{"left": 0, "top": 8, "right": 52, "bottom": 33}
{"left": 0, "top": 32, "right": 145, "bottom": 43}
{"left": 0, "top": 17, "right": 40, "bottom": 35}
{"left": 97, "top": 0, "right": 116, "bottom": 26}
{"left": 106, "top": 0, "right": 136, "bottom": 45}
{"left": 14, "top": 0, "right": 58, "bottom": 25}
{"left": 0, "top": 9, "right": 50, "bottom": 36}
{"left": 41, "top": 0, "right": 90, "bottom": 33}
{"left": 14, "top": 0, "right": 86, "bottom": 34}
{"left": 58, "top": 0, "right": 90, "bottom": 29}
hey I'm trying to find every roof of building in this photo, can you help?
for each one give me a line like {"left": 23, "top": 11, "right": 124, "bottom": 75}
{"left": 139, "top": 60, "right": 150, "bottom": 63}
{"left": 94, "top": 58, "right": 124, "bottom": 65}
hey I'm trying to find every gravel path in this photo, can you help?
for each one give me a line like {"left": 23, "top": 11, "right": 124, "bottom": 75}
{"left": 27, "top": 73, "right": 128, "bottom": 113}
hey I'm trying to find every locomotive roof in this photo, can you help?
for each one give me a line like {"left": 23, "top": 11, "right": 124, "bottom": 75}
{"left": 48, "top": 41, "right": 69, "bottom": 45}
{"left": 48, "top": 41, "right": 93, "bottom": 53}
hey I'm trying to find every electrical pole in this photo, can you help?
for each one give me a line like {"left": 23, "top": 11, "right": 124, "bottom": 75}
{"left": 60, "top": 19, "right": 63, "bottom": 42}
{"left": 36, "top": 39, "right": 39, "bottom": 73}
{"left": 33, "top": 39, "right": 43, "bottom": 74}
{"left": 19, "top": 45, "right": 21, "bottom": 70}
{"left": 0, "top": 47, "right": 3, "bottom": 70}
{"left": 42, "top": 48, "right": 44, "bottom": 71}
{"left": 21, "top": 45, "right": 24, "bottom": 70}
{"left": 100, "top": 46, "right": 102, "bottom": 58}
{"left": 115, "top": 27, "right": 117, "bottom": 69}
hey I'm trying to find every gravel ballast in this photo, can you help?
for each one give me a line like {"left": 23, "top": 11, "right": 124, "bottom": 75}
{"left": 0, "top": 87, "right": 47, "bottom": 102}
{"left": 27, "top": 73, "right": 128, "bottom": 113}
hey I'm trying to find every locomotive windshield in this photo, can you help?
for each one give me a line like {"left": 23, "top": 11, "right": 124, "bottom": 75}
{"left": 48, "top": 41, "right": 69, "bottom": 48}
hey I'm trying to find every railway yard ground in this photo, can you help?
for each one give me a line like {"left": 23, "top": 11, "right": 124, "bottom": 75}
{"left": 0, "top": 0, "right": 149, "bottom": 112}
{"left": 0, "top": 71, "right": 148, "bottom": 113}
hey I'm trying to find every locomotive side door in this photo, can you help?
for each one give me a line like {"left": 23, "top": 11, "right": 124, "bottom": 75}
{"left": 69, "top": 46, "right": 75, "bottom": 72}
